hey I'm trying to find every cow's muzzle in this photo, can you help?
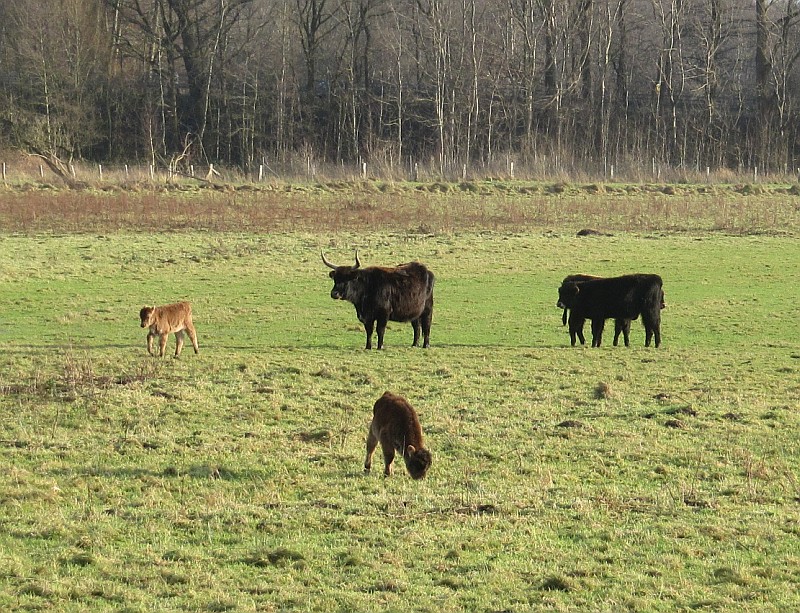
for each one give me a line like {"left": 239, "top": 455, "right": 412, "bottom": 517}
{"left": 331, "top": 290, "right": 344, "bottom": 300}
{"left": 556, "top": 301, "right": 566, "bottom": 309}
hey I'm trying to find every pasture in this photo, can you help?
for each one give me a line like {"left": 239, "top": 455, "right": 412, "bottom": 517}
{"left": 0, "top": 184, "right": 799, "bottom": 612}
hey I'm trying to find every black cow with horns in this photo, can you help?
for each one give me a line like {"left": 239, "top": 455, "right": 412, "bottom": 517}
{"left": 322, "top": 251, "right": 435, "bottom": 350}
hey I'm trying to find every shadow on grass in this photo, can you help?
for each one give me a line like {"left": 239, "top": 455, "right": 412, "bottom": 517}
{"left": 48, "top": 464, "right": 247, "bottom": 481}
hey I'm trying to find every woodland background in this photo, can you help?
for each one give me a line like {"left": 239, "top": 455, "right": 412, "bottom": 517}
{"left": 0, "top": 0, "right": 799, "bottom": 178}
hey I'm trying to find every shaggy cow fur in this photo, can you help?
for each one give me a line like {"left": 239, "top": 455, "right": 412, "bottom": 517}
{"left": 322, "top": 252, "right": 435, "bottom": 350}
{"left": 560, "top": 274, "right": 633, "bottom": 346}
{"left": 365, "top": 391, "right": 432, "bottom": 479}
{"left": 557, "top": 274, "right": 664, "bottom": 347}
{"left": 139, "top": 301, "right": 199, "bottom": 357}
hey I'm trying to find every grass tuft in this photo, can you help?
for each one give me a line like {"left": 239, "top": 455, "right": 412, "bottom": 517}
{"left": 712, "top": 567, "right": 749, "bottom": 586}
{"left": 540, "top": 575, "right": 574, "bottom": 591}
{"left": 244, "top": 548, "right": 306, "bottom": 568}
{"left": 594, "top": 381, "right": 613, "bottom": 399}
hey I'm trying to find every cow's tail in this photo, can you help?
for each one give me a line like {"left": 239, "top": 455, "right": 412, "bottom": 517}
{"left": 426, "top": 271, "right": 436, "bottom": 295}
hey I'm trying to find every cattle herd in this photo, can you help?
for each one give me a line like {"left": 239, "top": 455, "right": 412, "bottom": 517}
{"left": 139, "top": 252, "right": 666, "bottom": 480}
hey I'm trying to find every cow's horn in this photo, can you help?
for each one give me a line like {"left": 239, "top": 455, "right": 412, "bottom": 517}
{"left": 354, "top": 250, "right": 361, "bottom": 269}
{"left": 321, "top": 251, "right": 337, "bottom": 269}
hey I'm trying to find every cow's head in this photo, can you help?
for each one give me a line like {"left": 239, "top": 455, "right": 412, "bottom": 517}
{"left": 321, "top": 251, "right": 362, "bottom": 300}
{"left": 404, "top": 445, "right": 432, "bottom": 480}
{"left": 139, "top": 306, "right": 155, "bottom": 327}
{"left": 556, "top": 283, "right": 580, "bottom": 309}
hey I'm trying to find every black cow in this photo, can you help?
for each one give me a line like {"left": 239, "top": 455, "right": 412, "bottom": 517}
{"left": 560, "top": 274, "right": 632, "bottom": 346}
{"left": 557, "top": 274, "right": 664, "bottom": 347}
{"left": 322, "top": 252, "right": 435, "bottom": 350}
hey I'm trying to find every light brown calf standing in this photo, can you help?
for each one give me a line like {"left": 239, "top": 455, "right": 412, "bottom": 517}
{"left": 139, "top": 301, "right": 199, "bottom": 358}
{"left": 365, "top": 391, "right": 432, "bottom": 479}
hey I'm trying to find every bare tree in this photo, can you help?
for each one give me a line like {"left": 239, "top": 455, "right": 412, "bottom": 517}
{"left": 4, "top": 0, "right": 110, "bottom": 163}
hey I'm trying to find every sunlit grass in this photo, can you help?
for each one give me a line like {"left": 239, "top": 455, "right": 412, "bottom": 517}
{"left": 1, "top": 222, "right": 799, "bottom": 611}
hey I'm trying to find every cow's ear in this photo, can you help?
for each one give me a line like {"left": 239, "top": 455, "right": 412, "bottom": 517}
{"left": 329, "top": 271, "right": 335, "bottom": 278}
{"left": 406, "top": 445, "right": 416, "bottom": 455}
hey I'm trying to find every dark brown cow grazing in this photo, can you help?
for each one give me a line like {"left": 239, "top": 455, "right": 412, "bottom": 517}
{"left": 560, "top": 274, "right": 632, "bottom": 346}
{"left": 557, "top": 274, "right": 664, "bottom": 347}
{"left": 139, "top": 301, "right": 199, "bottom": 357}
{"left": 322, "top": 251, "right": 435, "bottom": 350}
{"left": 365, "top": 391, "right": 432, "bottom": 479}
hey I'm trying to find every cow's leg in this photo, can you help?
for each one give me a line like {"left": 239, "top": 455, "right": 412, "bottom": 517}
{"left": 591, "top": 319, "right": 605, "bottom": 347}
{"left": 186, "top": 324, "right": 199, "bottom": 354}
{"left": 411, "top": 318, "right": 421, "bottom": 346}
{"left": 146, "top": 331, "right": 156, "bottom": 356}
{"left": 643, "top": 311, "right": 661, "bottom": 348}
{"left": 569, "top": 313, "right": 585, "bottom": 346}
{"left": 159, "top": 333, "right": 169, "bottom": 357}
{"left": 613, "top": 319, "right": 630, "bottom": 346}
{"left": 645, "top": 321, "right": 661, "bottom": 348}
{"left": 174, "top": 330, "right": 185, "bottom": 357}
{"left": 375, "top": 316, "right": 388, "bottom": 350}
{"left": 382, "top": 444, "right": 396, "bottom": 476}
{"left": 363, "top": 320, "right": 374, "bottom": 350}
{"left": 364, "top": 427, "right": 378, "bottom": 472}
{"left": 420, "top": 304, "right": 433, "bottom": 348}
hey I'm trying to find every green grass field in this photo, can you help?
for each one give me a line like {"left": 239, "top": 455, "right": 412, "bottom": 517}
{"left": 1, "top": 186, "right": 799, "bottom": 612}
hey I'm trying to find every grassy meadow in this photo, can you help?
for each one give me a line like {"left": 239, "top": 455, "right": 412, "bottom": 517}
{"left": 0, "top": 183, "right": 799, "bottom": 612}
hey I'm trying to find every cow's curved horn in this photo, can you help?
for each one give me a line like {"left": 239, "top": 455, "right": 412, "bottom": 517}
{"left": 353, "top": 250, "right": 361, "bottom": 269}
{"left": 321, "top": 251, "right": 337, "bottom": 269}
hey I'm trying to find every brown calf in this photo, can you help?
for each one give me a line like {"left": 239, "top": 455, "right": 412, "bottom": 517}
{"left": 365, "top": 391, "right": 432, "bottom": 479}
{"left": 139, "top": 301, "right": 199, "bottom": 357}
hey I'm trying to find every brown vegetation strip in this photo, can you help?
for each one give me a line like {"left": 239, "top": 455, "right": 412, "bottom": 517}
{"left": 0, "top": 181, "right": 797, "bottom": 234}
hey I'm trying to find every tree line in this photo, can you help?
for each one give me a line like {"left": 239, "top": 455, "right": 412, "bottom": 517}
{"left": 0, "top": 0, "right": 798, "bottom": 178}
